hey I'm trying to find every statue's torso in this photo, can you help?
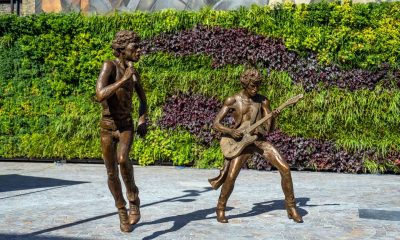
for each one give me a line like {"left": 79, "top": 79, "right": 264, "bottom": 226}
{"left": 101, "top": 60, "right": 134, "bottom": 121}
{"left": 231, "top": 93, "right": 263, "bottom": 129}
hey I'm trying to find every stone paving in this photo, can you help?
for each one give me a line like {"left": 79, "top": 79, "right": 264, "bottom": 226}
{"left": 0, "top": 162, "right": 399, "bottom": 240}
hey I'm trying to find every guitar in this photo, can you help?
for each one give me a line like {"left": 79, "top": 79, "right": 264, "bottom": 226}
{"left": 219, "top": 94, "right": 303, "bottom": 159}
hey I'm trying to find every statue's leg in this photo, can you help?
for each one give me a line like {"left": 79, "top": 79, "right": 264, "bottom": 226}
{"left": 101, "top": 129, "right": 132, "bottom": 232}
{"left": 254, "top": 141, "right": 303, "bottom": 223}
{"left": 216, "top": 151, "right": 251, "bottom": 223}
{"left": 117, "top": 129, "right": 140, "bottom": 225}
{"left": 208, "top": 158, "right": 230, "bottom": 190}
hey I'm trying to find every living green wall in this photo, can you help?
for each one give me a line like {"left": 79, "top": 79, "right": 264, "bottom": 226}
{"left": 0, "top": 1, "right": 399, "bottom": 173}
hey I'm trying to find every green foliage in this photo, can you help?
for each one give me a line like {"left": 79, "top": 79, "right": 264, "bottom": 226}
{"left": 195, "top": 144, "right": 224, "bottom": 169}
{"left": 363, "top": 159, "right": 400, "bottom": 174}
{"left": 256, "top": 1, "right": 400, "bottom": 68}
{"left": 1, "top": 2, "right": 400, "bottom": 69}
{"left": 262, "top": 71, "right": 400, "bottom": 155}
{"left": 4, "top": 96, "right": 101, "bottom": 159}
{"left": 130, "top": 127, "right": 224, "bottom": 168}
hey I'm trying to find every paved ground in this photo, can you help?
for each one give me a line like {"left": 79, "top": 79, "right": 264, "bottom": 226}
{"left": 0, "top": 162, "right": 399, "bottom": 240}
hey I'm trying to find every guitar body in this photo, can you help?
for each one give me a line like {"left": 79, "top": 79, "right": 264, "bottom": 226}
{"left": 220, "top": 121, "right": 259, "bottom": 159}
{"left": 220, "top": 135, "right": 258, "bottom": 159}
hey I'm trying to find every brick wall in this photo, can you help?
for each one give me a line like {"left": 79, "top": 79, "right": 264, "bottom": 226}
{"left": 0, "top": 0, "right": 35, "bottom": 15}
{"left": 22, "top": 0, "right": 35, "bottom": 15}
{"left": 0, "top": 3, "right": 11, "bottom": 14}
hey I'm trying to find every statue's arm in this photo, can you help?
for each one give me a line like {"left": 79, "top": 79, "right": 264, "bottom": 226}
{"left": 134, "top": 73, "right": 148, "bottom": 137}
{"left": 95, "top": 61, "right": 127, "bottom": 102}
{"left": 134, "top": 73, "right": 147, "bottom": 123}
{"left": 213, "top": 96, "right": 241, "bottom": 138}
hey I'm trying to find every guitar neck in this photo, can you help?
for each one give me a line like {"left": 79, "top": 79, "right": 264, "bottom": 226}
{"left": 245, "top": 111, "right": 273, "bottom": 134}
{"left": 245, "top": 97, "right": 301, "bottom": 134}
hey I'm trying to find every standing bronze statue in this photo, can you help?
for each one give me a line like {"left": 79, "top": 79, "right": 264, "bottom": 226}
{"left": 96, "top": 30, "right": 147, "bottom": 232}
{"left": 208, "top": 69, "right": 303, "bottom": 223}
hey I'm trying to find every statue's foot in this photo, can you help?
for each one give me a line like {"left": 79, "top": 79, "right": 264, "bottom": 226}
{"left": 216, "top": 209, "right": 228, "bottom": 223}
{"left": 118, "top": 207, "right": 133, "bottom": 232}
{"left": 286, "top": 207, "right": 303, "bottom": 223}
{"left": 128, "top": 204, "right": 141, "bottom": 225}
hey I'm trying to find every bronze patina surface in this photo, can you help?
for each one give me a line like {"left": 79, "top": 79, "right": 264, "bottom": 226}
{"left": 209, "top": 69, "right": 303, "bottom": 223}
{"left": 96, "top": 30, "right": 147, "bottom": 232}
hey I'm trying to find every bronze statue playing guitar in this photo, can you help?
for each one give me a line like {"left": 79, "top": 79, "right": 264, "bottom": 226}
{"left": 208, "top": 69, "right": 304, "bottom": 224}
{"left": 220, "top": 94, "right": 303, "bottom": 159}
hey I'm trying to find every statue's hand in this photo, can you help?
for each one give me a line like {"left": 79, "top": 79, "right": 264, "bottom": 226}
{"left": 137, "top": 119, "right": 147, "bottom": 138}
{"left": 272, "top": 109, "right": 281, "bottom": 117}
{"left": 229, "top": 129, "right": 243, "bottom": 139}
{"left": 122, "top": 67, "right": 135, "bottom": 82}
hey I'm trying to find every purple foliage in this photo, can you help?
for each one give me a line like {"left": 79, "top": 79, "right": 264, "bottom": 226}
{"left": 394, "top": 70, "right": 400, "bottom": 88}
{"left": 249, "top": 130, "right": 400, "bottom": 173}
{"left": 141, "top": 26, "right": 398, "bottom": 91}
{"left": 158, "top": 92, "right": 233, "bottom": 145}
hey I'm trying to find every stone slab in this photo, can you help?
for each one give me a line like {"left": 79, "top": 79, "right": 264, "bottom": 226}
{"left": 0, "top": 162, "right": 399, "bottom": 239}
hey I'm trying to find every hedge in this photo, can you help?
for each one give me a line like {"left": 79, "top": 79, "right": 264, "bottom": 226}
{"left": 0, "top": 2, "right": 399, "bottom": 173}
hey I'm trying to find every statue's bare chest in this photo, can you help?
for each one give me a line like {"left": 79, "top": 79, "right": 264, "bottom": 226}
{"left": 235, "top": 98, "right": 259, "bottom": 122}
{"left": 114, "top": 65, "right": 134, "bottom": 97}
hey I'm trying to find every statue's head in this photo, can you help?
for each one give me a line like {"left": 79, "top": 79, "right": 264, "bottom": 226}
{"left": 240, "top": 69, "right": 262, "bottom": 97}
{"left": 112, "top": 30, "right": 141, "bottom": 62}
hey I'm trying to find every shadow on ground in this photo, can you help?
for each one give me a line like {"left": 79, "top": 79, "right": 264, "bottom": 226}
{"left": 0, "top": 235, "right": 83, "bottom": 240}
{"left": 359, "top": 209, "right": 400, "bottom": 221}
{"left": 136, "top": 197, "right": 339, "bottom": 239}
{"left": 2, "top": 187, "right": 213, "bottom": 239}
{"left": 0, "top": 174, "right": 88, "bottom": 193}
{"left": 1, "top": 184, "right": 340, "bottom": 239}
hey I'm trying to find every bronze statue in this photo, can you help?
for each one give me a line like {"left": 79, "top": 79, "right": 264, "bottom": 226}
{"left": 96, "top": 30, "right": 147, "bottom": 232}
{"left": 208, "top": 69, "right": 303, "bottom": 223}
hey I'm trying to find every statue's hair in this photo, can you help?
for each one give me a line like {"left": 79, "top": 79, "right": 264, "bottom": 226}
{"left": 111, "top": 30, "right": 140, "bottom": 50}
{"left": 240, "top": 68, "right": 262, "bottom": 87}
